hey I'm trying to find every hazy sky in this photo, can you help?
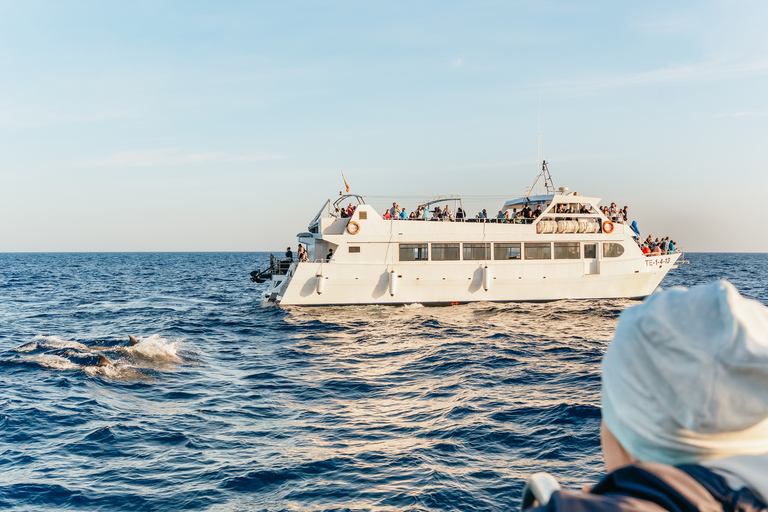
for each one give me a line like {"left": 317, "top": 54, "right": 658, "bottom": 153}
{"left": 2, "top": 1, "right": 767, "bottom": 252}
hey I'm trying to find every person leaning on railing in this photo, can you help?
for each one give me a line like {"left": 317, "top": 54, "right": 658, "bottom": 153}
{"left": 521, "top": 281, "right": 768, "bottom": 511}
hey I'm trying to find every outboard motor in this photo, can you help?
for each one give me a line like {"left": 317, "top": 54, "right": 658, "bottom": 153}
{"left": 250, "top": 269, "right": 270, "bottom": 283}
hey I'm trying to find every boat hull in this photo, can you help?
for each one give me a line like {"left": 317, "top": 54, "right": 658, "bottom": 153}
{"left": 272, "top": 253, "right": 680, "bottom": 306}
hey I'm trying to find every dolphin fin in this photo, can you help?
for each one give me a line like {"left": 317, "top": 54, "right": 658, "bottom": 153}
{"left": 128, "top": 335, "right": 140, "bottom": 346}
{"left": 96, "top": 354, "right": 112, "bottom": 367}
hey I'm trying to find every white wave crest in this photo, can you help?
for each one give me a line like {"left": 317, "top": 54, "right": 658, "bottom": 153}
{"left": 404, "top": 303, "right": 424, "bottom": 309}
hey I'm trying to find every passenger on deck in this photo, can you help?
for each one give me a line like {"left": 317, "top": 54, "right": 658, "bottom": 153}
{"left": 347, "top": 204, "right": 355, "bottom": 217}
{"left": 390, "top": 203, "right": 397, "bottom": 218}
{"left": 651, "top": 244, "right": 662, "bottom": 256}
{"left": 609, "top": 202, "right": 621, "bottom": 222}
{"left": 326, "top": 249, "right": 333, "bottom": 261}
{"left": 522, "top": 280, "right": 768, "bottom": 512}
{"left": 400, "top": 209, "right": 408, "bottom": 220}
{"left": 340, "top": 208, "right": 348, "bottom": 218}
{"left": 443, "top": 205, "right": 452, "bottom": 220}
{"left": 533, "top": 205, "right": 542, "bottom": 218}
{"left": 669, "top": 240, "right": 676, "bottom": 252}
{"left": 456, "top": 208, "right": 465, "bottom": 221}
{"left": 422, "top": 207, "right": 429, "bottom": 220}
{"left": 433, "top": 206, "right": 442, "bottom": 220}
{"left": 496, "top": 210, "right": 505, "bottom": 223}
{"left": 285, "top": 247, "right": 293, "bottom": 260}
{"left": 297, "top": 245, "right": 308, "bottom": 262}
{"left": 383, "top": 209, "right": 391, "bottom": 219}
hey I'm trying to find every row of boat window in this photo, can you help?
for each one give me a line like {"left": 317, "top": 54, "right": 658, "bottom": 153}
{"left": 387, "top": 242, "right": 625, "bottom": 261}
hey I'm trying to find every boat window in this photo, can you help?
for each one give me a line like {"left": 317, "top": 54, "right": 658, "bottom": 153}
{"left": 349, "top": 246, "right": 361, "bottom": 253}
{"left": 494, "top": 243, "right": 521, "bottom": 260}
{"left": 358, "top": 211, "right": 367, "bottom": 220}
{"left": 554, "top": 242, "right": 580, "bottom": 259}
{"left": 431, "top": 243, "right": 460, "bottom": 261}
{"left": 603, "top": 243, "right": 625, "bottom": 258}
{"left": 463, "top": 243, "right": 490, "bottom": 260}
{"left": 525, "top": 243, "right": 551, "bottom": 260}
{"left": 399, "top": 244, "right": 428, "bottom": 261}
{"left": 584, "top": 244, "right": 597, "bottom": 259}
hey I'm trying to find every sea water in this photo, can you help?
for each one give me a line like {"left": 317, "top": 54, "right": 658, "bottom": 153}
{"left": 1, "top": 252, "right": 766, "bottom": 511}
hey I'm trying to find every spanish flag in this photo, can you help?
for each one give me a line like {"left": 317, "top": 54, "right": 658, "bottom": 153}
{"left": 342, "top": 172, "right": 350, "bottom": 193}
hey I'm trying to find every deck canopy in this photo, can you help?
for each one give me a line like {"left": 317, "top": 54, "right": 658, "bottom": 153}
{"left": 502, "top": 193, "right": 602, "bottom": 213}
{"left": 333, "top": 194, "right": 366, "bottom": 210}
{"left": 417, "top": 196, "right": 463, "bottom": 211}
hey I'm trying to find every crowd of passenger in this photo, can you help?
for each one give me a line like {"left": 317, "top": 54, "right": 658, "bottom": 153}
{"left": 284, "top": 245, "right": 309, "bottom": 262}
{"left": 599, "top": 202, "right": 629, "bottom": 224}
{"left": 334, "top": 203, "right": 357, "bottom": 218}
{"left": 380, "top": 202, "right": 556, "bottom": 223}
{"left": 361, "top": 199, "right": 635, "bottom": 225}
{"left": 332, "top": 200, "right": 658, "bottom": 229}
{"left": 331, "top": 200, "right": 678, "bottom": 254}
{"left": 640, "top": 235, "right": 677, "bottom": 255}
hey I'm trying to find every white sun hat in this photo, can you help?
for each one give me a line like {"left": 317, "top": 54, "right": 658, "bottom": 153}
{"left": 601, "top": 280, "right": 768, "bottom": 465}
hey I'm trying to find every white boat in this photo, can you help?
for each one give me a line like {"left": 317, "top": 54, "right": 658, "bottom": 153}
{"left": 254, "top": 162, "right": 680, "bottom": 306}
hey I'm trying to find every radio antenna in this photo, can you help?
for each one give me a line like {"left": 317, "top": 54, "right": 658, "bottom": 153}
{"left": 525, "top": 93, "right": 556, "bottom": 197}
{"left": 537, "top": 92, "right": 542, "bottom": 171}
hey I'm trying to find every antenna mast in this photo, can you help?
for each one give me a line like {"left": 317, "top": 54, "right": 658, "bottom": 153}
{"left": 526, "top": 159, "right": 556, "bottom": 197}
{"left": 525, "top": 94, "right": 556, "bottom": 197}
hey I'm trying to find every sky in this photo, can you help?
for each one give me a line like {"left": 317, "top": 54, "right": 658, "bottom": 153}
{"left": 1, "top": 0, "right": 767, "bottom": 252}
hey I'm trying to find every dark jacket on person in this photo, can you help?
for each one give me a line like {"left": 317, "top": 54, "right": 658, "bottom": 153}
{"left": 524, "top": 462, "right": 767, "bottom": 512}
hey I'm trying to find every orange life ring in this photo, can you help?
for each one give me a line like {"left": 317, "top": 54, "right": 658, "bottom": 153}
{"left": 451, "top": 301, "right": 459, "bottom": 306}
{"left": 603, "top": 221, "right": 615, "bottom": 234}
{"left": 347, "top": 221, "right": 360, "bottom": 235}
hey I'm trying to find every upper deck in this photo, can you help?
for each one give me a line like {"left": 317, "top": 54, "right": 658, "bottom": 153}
{"left": 306, "top": 191, "right": 620, "bottom": 241}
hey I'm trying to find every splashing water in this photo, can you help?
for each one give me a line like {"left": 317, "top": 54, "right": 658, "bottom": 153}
{"left": 111, "top": 334, "right": 183, "bottom": 364}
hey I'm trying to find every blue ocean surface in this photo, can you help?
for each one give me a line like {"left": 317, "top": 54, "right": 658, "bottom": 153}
{"left": 1, "top": 252, "right": 766, "bottom": 511}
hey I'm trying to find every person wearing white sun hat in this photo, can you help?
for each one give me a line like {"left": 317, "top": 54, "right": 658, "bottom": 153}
{"left": 522, "top": 280, "right": 768, "bottom": 511}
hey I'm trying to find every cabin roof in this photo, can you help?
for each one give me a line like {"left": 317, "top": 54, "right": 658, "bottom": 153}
{"left": 503, "top": 193, "right": 602, "bottom": 209}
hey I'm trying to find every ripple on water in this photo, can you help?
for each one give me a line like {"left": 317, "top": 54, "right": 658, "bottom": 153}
{"left": 0, "top": 252, "right": 765, "bottom": 511}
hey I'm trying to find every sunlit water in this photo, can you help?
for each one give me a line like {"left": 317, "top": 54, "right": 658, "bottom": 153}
{"left": 1, "top": 252, "right": 766, "bottom": 511}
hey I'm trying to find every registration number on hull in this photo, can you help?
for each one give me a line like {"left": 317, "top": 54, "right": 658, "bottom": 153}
{"left": 645, "top": 257, "right": 672, "bottom": 267}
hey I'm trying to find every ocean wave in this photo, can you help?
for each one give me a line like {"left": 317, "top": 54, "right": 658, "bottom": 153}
{"left": 2, "top": 252, "right": 759, "bottom": 511}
